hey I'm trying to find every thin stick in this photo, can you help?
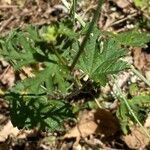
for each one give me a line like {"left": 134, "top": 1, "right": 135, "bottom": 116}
{"left": 95, "top": 98, "right": 102, "bottom": 108}
{"left": 109, "top": 12, "right": 137, "bottom": 27}
{"left": 0, "top": 65, "right": 11, "bottom": 80}
{"left": 0, "top": 5, "right": 19, "bottom": 8}
{"left": 0, "top": 16, "right": 15, "bottom": 33}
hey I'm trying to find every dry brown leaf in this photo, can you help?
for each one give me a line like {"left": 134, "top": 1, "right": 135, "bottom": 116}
{"left": 64, "top": 110, "right": 97, "bottom": 149}
{"left": 64, "top": 120, "right": 98, "bottom": 139}
{"left": 64, "top": 109, "right": 119, "bottom": 150}
{"left": 0, "top": 120, "right": 19, "bottom": 142}
{"left": 0, "top": 120, "right": 32, "bottom": 142}
{"left": 145, "top": 52, "right": 150, "bottom": 71}
{"left": 64, "top": 109, "right": 119, "bottom": 140}
{"left": 64, "top": 110, "right": 97, "bottom": 139}
{"left": 19, "top": 66, "right": 35, "bottom": 80}
{"left": 111, "top": 0, "right": 130, "bottom": 8}
{"left": 94, "top": 109, "right": 119, "bottom": 137}
{"left": 0, "top": 114, "right": 7, "bottom": 126}
{"left": 123, "top": 127, "right": 150, "bottom": 149}
{"left": 133, "top": 48, "right": 145, "bottom": 71}
{"left": 133, "top": 47, "right": 150, "bottom": 71}
{"left": 17, "top": 129, "right": 32, "bottom": 139}
{"left": 78, "top": 110, "right": 94, "bottom": 124}
{"left": 0, "top": 59, "right": 9, "bottom": 67}
{"left": 104, "top": 12, "right": 119, "bottom": 30}
{"left": 64, "top": 120, "right": 97, "bottom": 150}
{"left": 0, "top": 65, "right": 15, "bottom": 88}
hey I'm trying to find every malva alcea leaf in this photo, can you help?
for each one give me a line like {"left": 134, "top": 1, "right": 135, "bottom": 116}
{"left": 77, "top": 27, "right": 128, "bottom": 85}
{"left": 12, "top": 63, "right": 71, "bottom": 94}
{"left": 7, "top": 93, "right": 73, "bottom": 131}
{"left": 0, "top": 30, "right": 41, "bottom": 69}
{"left": 112, "top": 30, "right": 150, "bottom": 47}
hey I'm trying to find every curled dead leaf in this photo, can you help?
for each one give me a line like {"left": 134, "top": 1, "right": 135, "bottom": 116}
{"left": 64, "top": 110, "right": 97, "bottom": 140}
{"left": 64, "top": 110, "right": 97, "bottom": 149}
{"left": 123, "top": 127, "right": 150, "bottom": 149}
{"left": 19, "top": 66, "right": 35, "bottom": 80}
{"left": 64, "top": 120, "right": 98, "bottom": 139}
{"left": 94, "top": 109, "right": 119, "bottom": 137}
{"left": 133, "top": 47, "right": 150, "bottom": 71}
{"left": 0, "top": 121, "right": 19, "bottom": 142}
{"left": 0, "top": 65, "right": 15, "bottom": 88}
{"left": 64, "top": 109, "right": 119, "bottom": 140}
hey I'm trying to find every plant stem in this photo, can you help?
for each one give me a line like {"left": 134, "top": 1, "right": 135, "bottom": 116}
{"left": 72, "top": 0, "right": 77, "bottom": 26}
{"left": 51, "top": 46, "right": 69, "bottom": 69}
{"left": 70, "top": 0, "right": 103, "bottom": 70}
{"left": 95, "top": 98, "right": 102, "bottom": 108}
{"left": 112, "top": 76, "right": 150, "bottom": 138}
{"left": 130, "top": 65, "right": 150, "bottom": 87}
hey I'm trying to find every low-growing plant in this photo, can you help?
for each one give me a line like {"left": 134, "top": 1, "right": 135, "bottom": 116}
{"left": 0, "top": 1, "right": 150, "bottom": 133}
{"left": 117, "top": 93, "right": 150, "bottom": 134}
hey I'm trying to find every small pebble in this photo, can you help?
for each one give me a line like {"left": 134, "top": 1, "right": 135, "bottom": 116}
{"left": 130, "top": 76, "right": 137, "bottom": 83}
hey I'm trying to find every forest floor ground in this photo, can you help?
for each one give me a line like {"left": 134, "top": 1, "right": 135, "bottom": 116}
{"left": 0, "top": 0, "right": 150, "bottom": 149}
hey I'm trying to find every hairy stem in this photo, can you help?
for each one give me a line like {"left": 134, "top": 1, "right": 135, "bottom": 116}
{"left": 72, "top": 0, "right": 77, "bottom": 25}
{"left": 51, "top": 45, "right": 69, "bottom": 69}
{"left": 70, "top": 0, "right": 103, "bottom": 70}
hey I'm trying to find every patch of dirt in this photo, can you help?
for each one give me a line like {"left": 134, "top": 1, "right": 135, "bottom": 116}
{"left": 0, "top": 0, "right": 150, "bottom": 149}
{"left": 0, "top": 0, "right": 66, "bottom": 37}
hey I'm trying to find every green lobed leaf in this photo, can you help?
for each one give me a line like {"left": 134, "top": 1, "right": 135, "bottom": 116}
{"left": 77, "top": 27, "right": 128, "bottom": 85}
{"left": 6, "top": 93, "right": 73, "bottom": 131}
{"left": 12, "top": 63, "right": 71, "bottom": 94}
{"left": 0, "top": 29, "right": 46, "bottom": 69}
{"left": 112, "top": 30, "right": 150, "bottom": 47}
